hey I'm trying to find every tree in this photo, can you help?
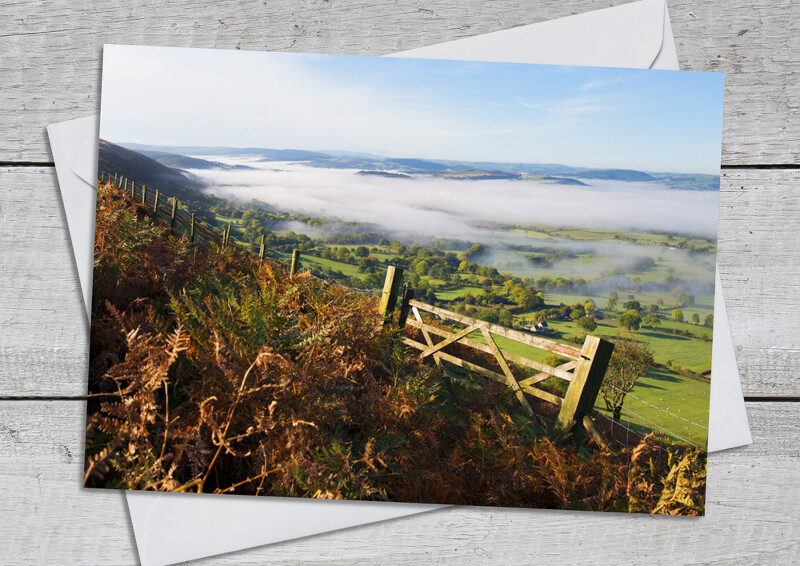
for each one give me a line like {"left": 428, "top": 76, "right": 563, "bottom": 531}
{"left": 600, "top": 336, "right": 655, "bottom": 421}
{"left": 672, "top": 308, "right": 684, "bottom": 322}
{"left": 643, "top": 313, "right": 661, "bottom": 329}
{"left": 510, "top": 286, "right": 543, "bottom": 310}
{"left": 354, "top": 246, "right": 369, "bottom": 258}
{"left": 584, "top": 299, "right": 596, "bottom": 316}
{"left": 618, "top": 310, "right": 642, "bottom": 331}
{"left": 622, "top": 300, "right": 642, "bottom": 313}
{"left": 414, "top": 260, "right": 430, "bottom": 276}
{"left": 336, "top": 247, "right": 352, "bottom": 261}
{"left": 570, "top": 308, "right": 584, "bottom": 320}
{"left": 542, "top": 352, "right": 568, "bottom": 368}
{"left": 576, "top": 316, "right": 597, "bottom": 333}
{"left": 606, "top": 295, "right": 618, "bottom": 311}
{"left": 497, "top": 309, "right": 514, "bottom": 327}
{"left": 704, "top": 314, "right": 714, "bottom": 328}
{"left": 691, "top": 312, "right": 700, "bottom": 324}
{"left": 461, "top": 243, "right": 485, "bottom": 260}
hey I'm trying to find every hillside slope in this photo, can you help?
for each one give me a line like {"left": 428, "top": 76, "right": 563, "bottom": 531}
{"left": 98, "top": 139, "right": 206, "bottom": 202}
{"left": 84, "top": 181, "right": 706, "bottom": 514}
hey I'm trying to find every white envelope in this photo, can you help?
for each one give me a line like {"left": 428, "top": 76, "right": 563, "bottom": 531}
{"left": 47, "top": 1, "right": 751, "bottom": 564}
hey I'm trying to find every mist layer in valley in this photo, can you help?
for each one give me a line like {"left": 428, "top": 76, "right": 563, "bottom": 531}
{"left": 187, "top": 155, "right": 718, "bottom": 290}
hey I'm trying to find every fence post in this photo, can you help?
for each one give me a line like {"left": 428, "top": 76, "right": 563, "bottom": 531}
{"left": 378, "top": 265, "right": 403, "bottom": 322}
{"left": 225, "top": 223, "right": 232, "bottom": 247}
{"left": 190, "top": 212, "right": 195, "bottom": 243}
{"left": 141, "top": 184, "right": 147, "bottom": 206}
{"left": 289, "top": 249, "right": 301, "bottom": 275}
{"left": 397, "top": 287, "right": 415, "bottom": 328}
{"left": 259, "top": 234, "right": 265, "bottom": 261}
{"left": 170, "top": 197, "right": 177, "bottom": 228}
{"left": 113, "top": 172, "right": 118, "bottom": 185}
{"left": 153, "top": 189, "right": 160, "bottom": 217}
{"left": 556, "top": 335, "right": 614, "bottom": 440}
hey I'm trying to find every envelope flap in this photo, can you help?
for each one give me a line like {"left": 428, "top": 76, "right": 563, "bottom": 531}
{"left": 392, "top": 0, "right": 666, "bottom": 69}
{"left": 48, "top": 115, "right": 100, "bottom": 187}
{"left": 47, "top": 116, "right": 99, "bottom": 320}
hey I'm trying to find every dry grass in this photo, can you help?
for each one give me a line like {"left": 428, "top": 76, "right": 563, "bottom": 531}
{"left": 84, "top": 181, "right": 706, "bottom": 514}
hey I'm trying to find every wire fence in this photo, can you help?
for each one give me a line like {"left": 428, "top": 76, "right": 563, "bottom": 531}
{"left": 269, "top": 248, "right": 382, "bottom": 296}
{"left": 102, "top": 172, "right": 382, "bottom": 296}
{"left": 594, "top": 382, "right": 708, "bottom": 452}
{"left": 604, "top": 383, "right": 709, "bottom": 431}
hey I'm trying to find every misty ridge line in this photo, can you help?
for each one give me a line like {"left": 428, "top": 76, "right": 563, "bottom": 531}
{"left": 118, "top": 141, "right": 721, "bottom": 186}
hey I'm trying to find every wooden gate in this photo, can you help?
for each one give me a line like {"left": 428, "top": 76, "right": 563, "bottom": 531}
{"left": 379, "top": 270, "right": 614, "bottom": 446}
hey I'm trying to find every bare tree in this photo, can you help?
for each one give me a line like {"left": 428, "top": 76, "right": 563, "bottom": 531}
{"left": 600, "top": 335, "right": 654, "bottom": 421}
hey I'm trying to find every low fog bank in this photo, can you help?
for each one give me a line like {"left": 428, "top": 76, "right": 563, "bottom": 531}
{"left": 472, "top": 244, "right": 715, "bottom": 296}
{"left": 188, "top": 158, "right": 716, "bottom": 291}
{"left": 187, "top": 158, "right": 719, "bottom": 241}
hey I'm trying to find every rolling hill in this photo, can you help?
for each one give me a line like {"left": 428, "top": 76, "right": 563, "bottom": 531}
{"left": 137, "top": 151, "right": 254, "bottom": 171}
{"left": 98, "top": 140, "right": 207, "bottom": 203}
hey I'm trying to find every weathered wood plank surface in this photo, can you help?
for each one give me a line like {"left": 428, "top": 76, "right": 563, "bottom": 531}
{"left": 0, "top": 1, "right": 799, "bottom": 164}
{"left": 1, "top": 400, "right": 797, "bottom": 564}
{"left": 2, "top": 1, "right": 799, "bottom": 563}
{"left": 2, "top": 167, "right": 797, "bottom": 397}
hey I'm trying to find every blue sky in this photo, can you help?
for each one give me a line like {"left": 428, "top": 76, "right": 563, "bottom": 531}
{"left": 100, "top": 45, "right": 725, "bottom": 174}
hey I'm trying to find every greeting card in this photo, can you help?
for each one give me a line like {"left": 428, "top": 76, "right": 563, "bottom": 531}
{"left": 85, "top": 45, "right": 723, "bottom": 515}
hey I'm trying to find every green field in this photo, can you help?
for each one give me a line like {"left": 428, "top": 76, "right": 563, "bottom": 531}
{"left": 435, "top": 286, "right": 485, "bottom": 300}
{"left": 457, "top": 326, "right": 709, "bottom": 446}
{"left": 543, "top": 290, "right": 715, "bottom": 325}
{"left": 594, "top": 366, "right": 709, "bottom": 447}
{"left": 301, "top": 254, "right": 364, "bottom": 278}
{"left": 544, "top": 318, "right": 711, "bottom": 372}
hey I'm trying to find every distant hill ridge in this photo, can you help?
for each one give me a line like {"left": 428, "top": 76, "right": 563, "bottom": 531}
{"left": 137, "top": 150, "right": 255, "bottom": 171}
{"left": 113, "top": 141, "right": 719, "bottom": 191}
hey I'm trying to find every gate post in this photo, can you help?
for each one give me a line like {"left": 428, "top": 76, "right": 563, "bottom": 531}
{"left": 557, "top": 335, "right": 614, "bottom": 440}
{"left": 290, "top": 249, "right": 301, "bottom": 275}
{"left": 170, "top": 197, "right": 178, "bottom": 228}
{"left": 397, "top": 287, "right": 415, "bottom": 328}
{"left": 378, "top": 266, "right": 403, "bottom": 323}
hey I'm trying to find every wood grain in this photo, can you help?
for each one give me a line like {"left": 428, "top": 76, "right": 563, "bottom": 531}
{"left": 1, "top": 400, "right": 797, "bottom": 564}
{"left": 1, "top": 2, "right": 798, "bottom": 563}
{"left": 2, "top": 167, "right": 797, "bottom": 397}
{"left": 0, "top": 0, "right": 799, "bottom": 164}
